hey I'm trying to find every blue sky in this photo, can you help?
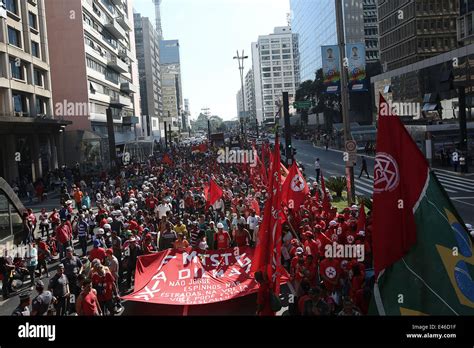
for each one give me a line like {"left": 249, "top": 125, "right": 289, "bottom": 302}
{"left": 133, "top": 0, "right": 290, "bottom": 120}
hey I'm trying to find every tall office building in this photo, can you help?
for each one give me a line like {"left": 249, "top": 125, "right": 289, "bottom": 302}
{"left": 251, "top": 42, "right": 264, "bottom": 124}
{"left": 134, "top": 13, "right": 162, "bottom": 141}
{"left": 183, "top": 98, "right": 190, "bottom": 131}
{"left": 245, "top": 69, "right": 257, "bottom": 122}
{"left": 160, "top": 39, "right": 182, "bottom": 133}
{"left": 254, "top": 27, "right": 300, "bottom": 125}
{"left": 0, "top": 0, "right": 68, "bottom": 183}
{"left": 459, "top": 0, "right": 474, "bottom": 44}
{"left": 377, "top": 0, "right": 459, "bottom": 71}
{"left": 236, "top": 88, "right": 244, "bottom": 119}
{"left": 290, "top": 0, "right": 367, "bottom": 82}
{"left": 364, "top": 0, "right": 380, "bottom": 62}
{"left": 45, "top": 0, "right": 140, "bottom": 166}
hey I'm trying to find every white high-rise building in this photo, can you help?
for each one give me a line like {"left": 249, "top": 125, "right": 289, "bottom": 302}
{"left": 254, "top": 27, "right": 300, "bottom": 125}
{"left": 251, "top": 42, "right": 264, "bottom": 124}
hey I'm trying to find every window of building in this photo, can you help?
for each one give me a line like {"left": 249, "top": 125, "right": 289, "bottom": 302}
{"left": 9, "top": 58, "right": 23, "bottom": 80}
{"left": 31, "top": 41, "right": 40, "bottom": 58}
{"left": 13, "top": 93, "right": 27, "bottom": 113}
{"left": 262, "top": 67, "right": 271, "bottom": 72}
{"left": 260, "top": 45, "right": 269, "bottom": 50}
{"left": 271, "top": 50, "right": 280, "bottom": 54}
{"left": 273, "top": 72, "right": 281, "bottom": 77}
{"left": 8, "top": 27, "right": 21, "bottom": 48}
{"left": 273, "top": 67, "right": 282, "bottom": 71}
{"left": 263, "top": 73, "right": 271, "bottom": 77}
{"left": 28, "top": 12, "right": 38, "bottom": 30}
{"left": 272, "top": 55, "right": 280, "bottom": 60}
{"left": 261, "top": 56, "right": 270, "bottom": 61}
{"left": 34, "top": 69, "right": 43, "bottom": 86}
{"left": 36, "top": 98, "right": 45, "bottom": 115}
{"left": 274, "top": 83, "right": 282, "bottom": 88}
{"left": 282, "top": 54, "right": 291, "bottom": 59}
{"left": 261, "top": 50, "right": 270, "bottom": 55}
{"left": 5, "top": 0, "right": 18, "bottom": 15}
{"left": 263, "top": 84, "right": 272, "bottom": 89}
{"left": 284, "top": 83, "right": 293, "bottom": 88}
{"left": 271, "top": 44, "right": 280, "bottom": 48}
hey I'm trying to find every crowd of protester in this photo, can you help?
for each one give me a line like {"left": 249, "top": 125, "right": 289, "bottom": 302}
{"left": 2, "top": 140, "right": 377, "bottom": 316}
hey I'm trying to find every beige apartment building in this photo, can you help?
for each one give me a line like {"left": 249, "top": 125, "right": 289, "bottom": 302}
{"left": 0, "top": 0, "right": 69, "bottom": 184}
{"left": 44, "top": 0, "right": 141, "bottom": 169}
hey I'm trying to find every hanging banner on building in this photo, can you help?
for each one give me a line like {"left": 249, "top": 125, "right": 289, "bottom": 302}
{"left": 123, "top": 247, "right": 289, "bottom": 306}
{"left": 346, "top": 43, "right": 367, "bottom": 92}
{"left": 321, "top": 45, "right": 341, "bottom": 93}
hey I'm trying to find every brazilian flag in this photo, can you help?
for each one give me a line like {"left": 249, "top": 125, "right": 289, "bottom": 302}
{"left": 370, "top": 95, "right": 474, "bottom": 315}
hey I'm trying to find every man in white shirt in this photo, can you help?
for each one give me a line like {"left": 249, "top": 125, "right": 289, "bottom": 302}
{"left": 314, "top": 158, "right": 321, "bottom": 183}
{"left": 155, "top": 200, "right": 172, "bottom": 219}
{"left": 247, "top": 210, "right": 259, "bottom": 241}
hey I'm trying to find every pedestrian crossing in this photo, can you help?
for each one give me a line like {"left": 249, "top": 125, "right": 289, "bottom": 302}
{"left": 352, "top": 170, "right": 474, "bottom": 197}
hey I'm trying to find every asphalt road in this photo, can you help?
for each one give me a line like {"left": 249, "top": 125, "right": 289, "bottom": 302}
{"left": 291, "top": 138, "right": 474, "bottom": 226}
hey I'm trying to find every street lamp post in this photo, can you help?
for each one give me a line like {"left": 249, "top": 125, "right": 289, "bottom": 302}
{"left": 336, "top": 0, "right": 356, "bottom": 205}
{"left": 234, "top": 50, "right": 248, "bottom": 144}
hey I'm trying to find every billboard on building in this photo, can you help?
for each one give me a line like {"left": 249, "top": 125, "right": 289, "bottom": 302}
{"left": 346, "top": 43, "right": 367, "bottom": 92}
{"left": 321, "top": 45, "right": 341, "bottom": 93}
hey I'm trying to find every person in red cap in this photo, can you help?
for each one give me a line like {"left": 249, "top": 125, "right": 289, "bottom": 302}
{"left": 304, "top": 232, "right": 319, "bottom": 258}
{"left": 142, "top": 234, "right": 157, "bottom": 255}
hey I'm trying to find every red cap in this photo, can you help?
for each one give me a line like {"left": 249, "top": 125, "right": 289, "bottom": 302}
{"left": 106, "top": 249, "right": 113, "bottom": 255}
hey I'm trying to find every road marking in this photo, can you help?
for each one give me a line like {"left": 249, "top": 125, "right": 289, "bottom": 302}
{"left": 436, "top": 179, "right": 474, "bottom": 192}
{"left": 452, "top": 199, "right": 474, "bottom": 207}
{"left": 331, "top": 162, "right": 346, "bottom": 168}
{"left": 434, "top": 168, "right": 474, "bottom": 178}
{"left": 435, "top": 173, "right": 474, "bottom": 184}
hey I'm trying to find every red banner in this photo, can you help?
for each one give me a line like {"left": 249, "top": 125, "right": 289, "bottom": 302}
{"left": 123, "top": 247, "right": 288, "bottom": 306}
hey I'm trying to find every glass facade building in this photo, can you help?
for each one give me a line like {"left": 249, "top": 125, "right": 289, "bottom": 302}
{"left": 290, "top": 0, "right": 337, "bottom": 82}
{"left": 290, "top": 0, "right": 366, "bottom": 82}
{"left": 160, "top": 40, "right": 181, "bottom": 64}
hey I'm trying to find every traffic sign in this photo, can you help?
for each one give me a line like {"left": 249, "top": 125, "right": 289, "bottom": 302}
{"left": 345, "top": 140, "right": 357, "bottom": 153}
{"left": 293, "top": 101, "right": 312, "bottom": 109}
{"left": 345, "top": 140, "right": 357, "bottom": 167}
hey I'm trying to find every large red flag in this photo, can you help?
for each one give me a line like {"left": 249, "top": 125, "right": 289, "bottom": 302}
{"left": 281, "top": 162, "right": 309, "bottom": 210}
{"left": 320, "top": 171, "right": 331, "bottom": 213}
{"left": 357, "top": 201, "right": 366, "bottom": 233}
{"left": 372, "top": 94, "right": 429, "bottom": 274}
{"left": 252, "top": 134, "right": 283, "bottom": 313}
{"left": 204, "top": 178, "right": 223, "bottom": 208}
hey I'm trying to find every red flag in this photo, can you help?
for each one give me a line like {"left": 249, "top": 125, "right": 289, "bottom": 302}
{"left": 357, "top": 201, "right": 366, "bottom": 233}
{"left": 192, "top": 143, "right": 208, "bottom": 153}
{"left": 162, "top": 153, "right": 173, "bottom": 165}
{"left": 204, "top": 178, "right": 223, "bottom": 208}
{"left": 320, "top": 171, "right": 331, "bottom": 213}
{"left": 281, "top": 162, "right": 309, "bottom": 210}
{"left": 372, "top": 94, "right": 428, "bottom": 274}
{"left": 252, "top": 134, "right": 283, "bottom": 311}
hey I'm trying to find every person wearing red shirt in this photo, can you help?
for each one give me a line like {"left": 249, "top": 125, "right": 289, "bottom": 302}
{"left": 303, "top": 232, "right": 319, "bottom": 257}
{"left": 55, "top": 220, "right": 71, "bottom": 259}
{"left": 214, "top": 223, "right": 231, "bottom": 250}
{"left": 255, "top": 271, "right": 274, "bottom": 316}
{"left": 36, "top": 237, "right": 50, "bottom": 277}
{"left": 76, "top": 278, "right": 102, "bottom": 316}
{"left": 89, "top": 240, "right": 106, "bottom": 263}
{"left": 304, "top": 254, "right": 318, "bottom": 287}
{"left": 91, "top": 265, "right": 116, "bottom": 315}
{"left": 233, "top": 223, "right": 252, "bottom": 247}
{"left": 142, "top": 234, "right": 157, "bottom": 254}
{"left": 319, "top": 257, "right": 341, "bottom": 293}
{"left": 49, "top": 209, "right": 60, "bottom": 230}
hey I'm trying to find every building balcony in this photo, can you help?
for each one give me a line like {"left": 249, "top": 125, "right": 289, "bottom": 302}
{"left": 120, "top": 82, "right": 137, "bottom": 94}
{"left": 110, "top": 0, "right": 122, "bottom": 5}
{"left": 110, "top": 94, "right": 131, "bottom": 107}
{"left": 107, "top": 56, "right": 129, "bottom": 73}
{"left": 116, "top": 15, "right": 132, "bottom": 31}
{"left": 104, "top": 18, "right": 127, "bottom": 41}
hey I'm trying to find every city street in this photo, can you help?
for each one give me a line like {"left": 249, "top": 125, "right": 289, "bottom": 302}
{"left": 291, "top": 138, "right": 474, "bottom": 226}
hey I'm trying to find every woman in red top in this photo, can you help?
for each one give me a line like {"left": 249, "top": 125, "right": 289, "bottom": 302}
{"left": 233, "top": 223, "right": 251, "bottom": 247}
{"left": 76, "top": 279, "right": 102, "bottom": 316}
{"left": 91, "top": 266, "right": 116, "bottom": 315}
